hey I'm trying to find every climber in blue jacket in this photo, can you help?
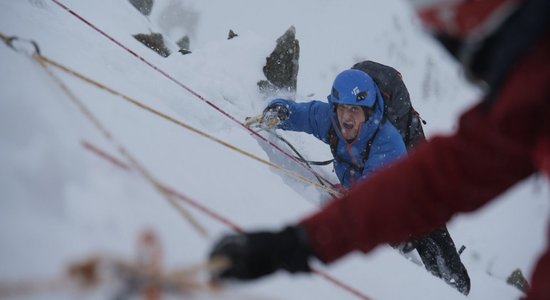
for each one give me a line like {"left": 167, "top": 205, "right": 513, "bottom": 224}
{"left": 261, "top": 69, "right": 406, "bottom": 188}
{"left": 251, "top": 67, "right": 470, "bottom": 294}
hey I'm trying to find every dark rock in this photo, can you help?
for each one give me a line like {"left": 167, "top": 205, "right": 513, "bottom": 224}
{"left": 258, "top": 26, "right": 300, "bottom": 98}
{"left": 129, "top": 0, "right": 153, "bottom": 16}
{"left": 178, "top": 48, "right": 192, "bottom": 55}
{"left": 133, "top": 32, "right": 170, "bottom": 57}
{"left": 176, "top": 35, "right": 190, "bottom": 50}
{"left": 507, "top": 269, "right": 530, "bottom": 294}
{"left": 228, "top": 29, "right": 238, "bottom": 40}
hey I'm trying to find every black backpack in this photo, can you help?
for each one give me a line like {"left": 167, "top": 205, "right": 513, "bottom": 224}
{"left": 328, "top": 61, "right": 426, "bottom": 162}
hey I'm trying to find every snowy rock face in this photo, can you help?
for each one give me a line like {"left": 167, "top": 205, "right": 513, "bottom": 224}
{"left": 258, "top": 26, "right": 300, "bottom": 99}
{"left": 176, "top": 35, "right": 190, "bottom": 50}
{"left": 129, "top": 0, "right": 154, "bottom": 16}
{"left": 133, "top": 32, "right": 171, "bottom": 57}
{"left": 0, "top": 0, "right": 548, "bottom": 300}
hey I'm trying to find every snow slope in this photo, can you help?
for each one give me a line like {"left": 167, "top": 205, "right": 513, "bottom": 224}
{"left": 1, "top": 0, "right": 549, "bottom": 299}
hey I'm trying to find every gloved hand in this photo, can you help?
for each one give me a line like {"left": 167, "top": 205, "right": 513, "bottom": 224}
{"left": 260, "top": 104, "right": 289, "bottom": 129}
{"left": 208, "top": 226, "right": 313, "bottom": 281}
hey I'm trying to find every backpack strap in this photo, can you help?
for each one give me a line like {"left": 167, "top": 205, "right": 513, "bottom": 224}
{"left": 328, "top": 125, "right": 339, "bottom": 159}
{"left": 404, "top": 109, "right": 415, "bottom": 147}
{"left": 355, "top": 127, "right": 378, "bottom": 171}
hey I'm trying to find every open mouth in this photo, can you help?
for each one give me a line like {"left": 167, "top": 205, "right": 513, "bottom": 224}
{"left": 343, "top": 122, "right": 354, "bottom": 130}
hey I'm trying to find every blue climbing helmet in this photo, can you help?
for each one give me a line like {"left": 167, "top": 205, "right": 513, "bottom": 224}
{"left": 327, "top": 69, "right": 378, "bottom": 108}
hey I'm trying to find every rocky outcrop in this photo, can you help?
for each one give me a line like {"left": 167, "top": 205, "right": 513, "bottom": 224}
{"left": 176, "top": 35, "right": 191, "bottom": 55}
{"left": 228, "top": 29, "right": 238, "bottom": 40}
{"left": 129, "top": 0, "right": 153, "bottom": 16}
{"left": 258, "top": 26, "right": 300, "bottom": 98}
{"left": 133, "top": 32, "right": 170, "bottom": 57}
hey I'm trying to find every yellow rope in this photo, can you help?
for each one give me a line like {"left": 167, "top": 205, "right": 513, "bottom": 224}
{"left": 33, "top": 54, "right": 210, "bottom": 238}
{"left": 35, "top": 55, "right": 341, "bottom": 198}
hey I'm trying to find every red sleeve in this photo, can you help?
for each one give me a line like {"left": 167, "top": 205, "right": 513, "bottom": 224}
{"left": 417, "top": 0, "right": 519, "bottom": 38}
{"left": 300, "top": 34, "right": 550, "bottom": 264}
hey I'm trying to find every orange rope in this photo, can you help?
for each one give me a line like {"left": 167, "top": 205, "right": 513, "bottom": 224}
{"left": 0, "top": 31, "right": 372, "bottom": 300}
{"left": 34, "top": 54, "right": 209, "bottom": 238}
{"left": 35, "top": 55, "right": 341, "bottom": 198}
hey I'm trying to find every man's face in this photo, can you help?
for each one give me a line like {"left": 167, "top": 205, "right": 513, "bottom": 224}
{"left": 336, "top": 104, "right": 366, "bottom": 141}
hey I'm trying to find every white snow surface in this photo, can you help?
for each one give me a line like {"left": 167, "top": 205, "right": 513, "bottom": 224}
{"left": 1, "top": 0, "right": 549, "bottom": 299}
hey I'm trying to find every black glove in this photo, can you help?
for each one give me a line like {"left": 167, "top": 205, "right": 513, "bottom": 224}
{"left": 261, "top": 104, "right": 289, "bottom": 129}
{"left": 209, "top": 226, "right": 313, "bottom": 281}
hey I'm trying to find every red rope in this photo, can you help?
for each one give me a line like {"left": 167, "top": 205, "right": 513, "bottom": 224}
{"left": 81, "top": 140, "right": 130, "bottom": 171}
{"left": 161, "top": 186, "right": 243, "bottom": 234}
{"left": 313, "top": 269, "right": 372, "bottom": 300}
{"left": 79, "top": 141, "right": 241, "bottom": 233}
{"left": 81, "top": 141, "right": 371, "bottom": 300}
{"left": 50, "top": 0, "right": 337, "bottom": 190}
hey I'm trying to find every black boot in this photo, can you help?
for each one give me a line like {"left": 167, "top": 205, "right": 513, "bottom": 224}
{"left": 414, "top": 226, "right": 471, "bottom": 295}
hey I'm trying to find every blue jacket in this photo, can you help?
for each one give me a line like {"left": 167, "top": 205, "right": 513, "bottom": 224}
{"left": 270, "top": 95, "right": 406, "bottom": 188}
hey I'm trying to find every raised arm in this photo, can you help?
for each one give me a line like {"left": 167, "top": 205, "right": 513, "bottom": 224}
{"left": 300, "top": 37, "right": 550, "bottom": 262}
{"left": 268, "top": 99, "right": 333, "bottom": 143}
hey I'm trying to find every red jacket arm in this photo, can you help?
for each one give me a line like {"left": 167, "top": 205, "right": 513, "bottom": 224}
{"left": 301, "top": 34, "right": 550, "bottom": 263}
